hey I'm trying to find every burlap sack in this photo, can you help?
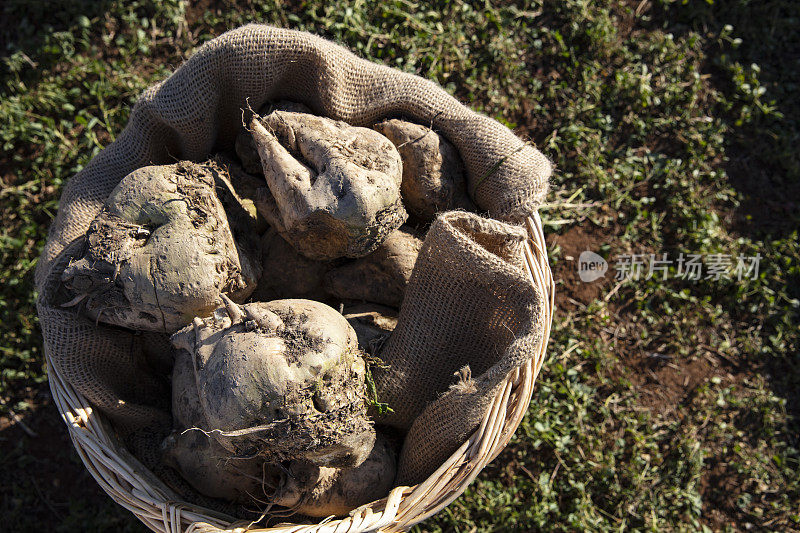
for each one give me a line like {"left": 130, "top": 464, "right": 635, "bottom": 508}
{"left": 35, "top": 23, "right": 549, "bottom": 501}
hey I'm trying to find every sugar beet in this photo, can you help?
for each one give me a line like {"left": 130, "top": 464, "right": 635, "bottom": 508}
{"left": 275, "top": 433, "right": 397, "bottom": 517}
{"left": 61, "top": 161, "right": 259, "bottom": 333}
{"left": 374, "top": 119, "right": 473, "bottom": 221}
{"left": 170, "top": 297, "right": 376, "bottom": 468}
{"left": 250, "top": 110, "right": 407, "bottom": 261}
{"left": 325, "top": 226, "right": 422, "bottom": 308}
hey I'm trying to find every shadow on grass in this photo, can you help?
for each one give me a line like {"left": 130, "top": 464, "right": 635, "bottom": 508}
{"left": 645, "top": 0, "right": 800, "bottom": 462}
{"left": 643, "top": 0, "right": 800, "bottom": 240}
{"left": 0, "top": 0, "right": 114, "bottom": 71}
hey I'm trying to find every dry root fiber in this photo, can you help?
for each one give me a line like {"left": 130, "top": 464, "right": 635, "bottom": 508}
{"left": 60, "top": 161, "right": 259, "bottom": 333}
{"left": 250, "top": 110, "right": 407, "bottom": 261}
{"left": 374, "top": 119, "right": 473, "bottom": 221}
{"left": 170, "top": 297, "right": 376, "bottom": 468}
{"left": 325, "top": 226, "right": 422, "bottom": 308}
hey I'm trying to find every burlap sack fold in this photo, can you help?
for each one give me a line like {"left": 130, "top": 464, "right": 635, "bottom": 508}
{"left": 374, "top": 212, "right": 544, "bottom": 432}
{"left": 396, "top": 377, "right": 504, "bottom": 485}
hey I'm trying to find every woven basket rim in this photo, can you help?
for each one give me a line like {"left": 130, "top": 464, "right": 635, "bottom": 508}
{"left": 46, "top": 213, "right": 554, "bottom": 533}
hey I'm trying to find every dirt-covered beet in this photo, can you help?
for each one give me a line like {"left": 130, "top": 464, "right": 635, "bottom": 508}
{"left": 170, "top": 297, "right": 376, "bottom": 468}
{"left": 249, "top": 110, "right": 407, "bottom": 261}
{"left": 274, "top": 433, "right": 397, "bottom": 517}
{"left": 325, "top": 226, "right": 422, "bottom": 308}
{"left": 374, "top": 119, "right": 474, "bottom": 221}
{"left": 251, "top": 228, "right": 330, "bottom": 302}
{"left": 161, "top": 429, "right": 270, "bottom": 503}
{"left": 163, "top": 350, "right": 273, "bottom": 503}
{"left": 60, "top": 161, "right": 260, "bottom": 333}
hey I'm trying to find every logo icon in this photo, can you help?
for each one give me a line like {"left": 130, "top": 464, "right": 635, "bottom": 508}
{"left": 578, "top": 251, "right": 608, "bottom": 282}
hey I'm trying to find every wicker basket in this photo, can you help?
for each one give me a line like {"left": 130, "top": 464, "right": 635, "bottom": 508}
{"left": 47, "top": 213, "right": 553, "bottom": 533}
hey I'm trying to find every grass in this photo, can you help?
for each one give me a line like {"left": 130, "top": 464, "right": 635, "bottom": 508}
{"left": 1, "top": 0, "right": 798, "bottom": 531}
